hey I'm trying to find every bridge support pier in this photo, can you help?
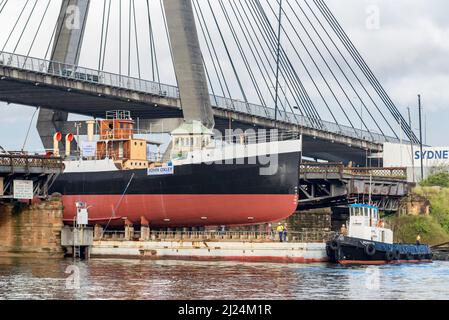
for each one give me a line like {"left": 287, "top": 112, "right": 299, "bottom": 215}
{"left": 163, "top": 0, "right": 215, "bottom": 129}
{"left": 36, "top": 0, "right": 90, "bottom": 153}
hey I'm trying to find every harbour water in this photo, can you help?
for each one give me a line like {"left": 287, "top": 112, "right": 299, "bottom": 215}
{"left": 0, "top": 258, "right": 448, "bottom": 300}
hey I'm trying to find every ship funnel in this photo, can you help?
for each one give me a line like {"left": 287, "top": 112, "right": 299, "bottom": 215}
{"left": 86, "top": 120, "right": 95, "bottom": 142}
{"left": 65, "top": 133, "right": 74, "bottom": 157}
{"left": 53, "top": 132, "right": 62, "bottom": 156}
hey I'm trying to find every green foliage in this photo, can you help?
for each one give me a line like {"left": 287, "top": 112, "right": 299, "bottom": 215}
{"left": 420, "top": 171, "right": 449, "bottom": 188}
{"left": 414, "top": 186, "right": 449, "bottom": 232}
{"left": 391, "top": 184, "right": 449, "bottom": 245}
{"left": 387, "top": 215, "right": 449, "bottom": 245}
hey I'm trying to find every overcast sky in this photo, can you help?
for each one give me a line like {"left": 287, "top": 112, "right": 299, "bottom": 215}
{"left": 0, "top": 0, "right": 448, "bottom": 151}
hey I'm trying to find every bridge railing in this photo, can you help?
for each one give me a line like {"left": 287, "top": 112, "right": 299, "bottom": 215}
{"left": 0, "top": 51, "right": 400, "bottom": 145}
{"left": 0, "top": 154, "right": 64, "bottom": 171}
{"left": 0, "top": 51, "right": 180, "bottom": 99}
{"left": 300, "top": 162, "right": 407, "bottom": 179}
{"left": 345, "top": 167, "right": 407, "bottom": 179}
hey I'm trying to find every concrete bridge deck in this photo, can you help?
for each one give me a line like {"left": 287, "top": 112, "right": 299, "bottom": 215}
{"left": 0, "top": 51, "right": 397, "bottom": 164}
{"left": 299, "top": 162, "right": 408, "bottom": 212}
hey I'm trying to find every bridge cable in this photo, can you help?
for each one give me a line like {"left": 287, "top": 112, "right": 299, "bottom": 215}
{"left": 100, "top": 0, "right": 112, "bottom": 71}
{"left": 315, "top": 0, "right": 410, "bottom": 140}
{"left": 254, "top": 0, "right": 324, "bottom": 126}
{"left": 132, "top": 0, "right": 141, "bottom": 79}
{"left": 241, "top": 0, "right": 308, "bottom": 120}
{"left": 21, "top": 107, "right": 40, "bottom": 152}
{"left": 193, "top": 0, "right": 236, "bottom": 109}
{"left": 127, "top": 0, "right": 131, "bottom": 77}
{"left": 219, "top": 0, "right": 269, "bottom": 114}
{"left": 229, "top": 0, "right": 292, "bottom": 117}
{"left": 284, "top": 0, "right": 375, "bottom": 139}
{"left": 314, "top": 0, "right": 418, "bottom": 143}
{"left": 145, "top": 0, "right": 155, "bottom": 82}
{"left": 231, "top": 0, "right": 298, "bottom": 119}
{"left": 73, "top": 1, "right": 90, "bottom": 68}
{"left": 98, "top": 0, "right": 107, "bottom": 71}
{"left": 250, "top": 0, "right": 321, "bottom": 126}
{"left": 159, "top": 0, "right": 176, "bottom": 87}
{"left": 218, "top": 0, "right": 270, "bottom": 117}
{"left": 145, "top": 0, "right": 161, "bottom": 91}
{"left": 273, "top": 0, "right": 283, "bottom": 125}
{"left": 44, "top": 2, "right": 61, "bottom": 61}
{"left": 291, "top": 0, "right": 379, "bottom": 139}
{"left": 119, "top": 0, "right": 122, "bottom": 77}
{"left": 1, "top": 0, "right": 30, "bottom": 53}
{"left": 303, "top": 0, "right": 398, "bottom": 140}
{"left": 0, "top": 0, "right": 8, "bottom": 18}
{"left": 272, "top": 0, "right": 371, "bottom": 137}
{"left": 206, "top": 0, "right": 252, "bottom": 114}
{"left": 192, "top": 1, "right": 224, "bottom": 108}
{"left": 24, "top": 0, "right": 51, "bottom": 65}
{"left": 262, "top": 0, "right": 343, "bottom": 130}
{"left": 248, "top": 0, "right": 318, "bottom": 126}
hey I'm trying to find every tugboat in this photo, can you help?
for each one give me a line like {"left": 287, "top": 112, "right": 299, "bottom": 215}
{"left": 327, "top": 204, "right": 433, "bottom": 265}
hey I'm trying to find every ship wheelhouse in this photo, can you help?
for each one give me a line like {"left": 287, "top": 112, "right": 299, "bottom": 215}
{"left": 347, "top": 204, "right": 393, "bottom": 244}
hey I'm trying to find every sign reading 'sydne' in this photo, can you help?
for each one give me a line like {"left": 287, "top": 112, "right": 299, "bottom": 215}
{"left": 147, "top": 165, "right": 174, "bottom": 176}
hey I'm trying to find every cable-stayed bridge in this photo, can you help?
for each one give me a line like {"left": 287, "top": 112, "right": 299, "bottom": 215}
{"left": 0, "top": 0, "right": 419, "bottom": 164}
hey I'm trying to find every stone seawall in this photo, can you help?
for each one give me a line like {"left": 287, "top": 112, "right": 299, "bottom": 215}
{"left": 288, "top": 209, "right": 332, "bottom": 232}
{"left": 0, "top": 199, "right": 64, "bottom": 258}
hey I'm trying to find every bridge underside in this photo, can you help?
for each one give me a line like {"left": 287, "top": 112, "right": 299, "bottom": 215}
{"left": 0, "top": 71, "right": 380, "bottom": 164}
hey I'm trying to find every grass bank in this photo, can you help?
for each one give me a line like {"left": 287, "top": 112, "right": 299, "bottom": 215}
{"left": 387, "top": 172, "right": 449, "bottom": 245}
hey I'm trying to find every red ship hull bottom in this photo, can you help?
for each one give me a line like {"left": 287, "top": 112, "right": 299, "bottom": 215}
{"left": 62, "top": 194, "right": 298, "bottom": 227}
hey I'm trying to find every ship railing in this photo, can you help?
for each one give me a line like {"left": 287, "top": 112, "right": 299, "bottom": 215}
{"left": 211, "top": 130, "right": 301, "bottom": 148}
{"left": 99, "top": 230, "right": 336, "bottom": 243}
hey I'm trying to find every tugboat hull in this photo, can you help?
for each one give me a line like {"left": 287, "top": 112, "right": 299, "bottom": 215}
{"left": 327, "top": 236, "right": 433, "bottom": 265}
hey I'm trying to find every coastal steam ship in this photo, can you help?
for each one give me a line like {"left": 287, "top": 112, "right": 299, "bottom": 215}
{"left": 51, "top": 111, "right": 302, "bottom": 228}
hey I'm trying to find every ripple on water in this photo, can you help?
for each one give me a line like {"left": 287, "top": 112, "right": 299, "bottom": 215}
{"left": 0, "top": 258, "right": 449, "bottom": 300}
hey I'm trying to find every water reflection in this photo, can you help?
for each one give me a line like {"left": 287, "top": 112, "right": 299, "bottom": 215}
{"left": 0, "top": 258, "right": 448, "bottom": 300}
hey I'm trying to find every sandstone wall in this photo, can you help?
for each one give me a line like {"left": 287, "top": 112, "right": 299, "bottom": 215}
{"left": 0, "top": 199, "right": 64, "bottom": 258}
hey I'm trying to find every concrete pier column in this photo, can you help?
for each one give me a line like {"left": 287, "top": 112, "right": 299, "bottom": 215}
{"left": 125, "top": 225, "right": 134, "bottom": 241}
{"left": 163, "top": 0, "right": 215, "bottom": 129}
{"left": 37, "top": 0, "right": 90, "bottom": 152}
{"left": 140, "top": 226, "right": 150, "bottom": 241}
{"left": 94, "top": 224, "right": 103, "bottom": 241}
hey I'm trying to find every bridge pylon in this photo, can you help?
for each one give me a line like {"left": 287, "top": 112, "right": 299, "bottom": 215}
{"left": 37, "top": 0, "right": 90, "bottom": 153}
{"left": 163, "top": 0, "right": 215, "bottom": 129}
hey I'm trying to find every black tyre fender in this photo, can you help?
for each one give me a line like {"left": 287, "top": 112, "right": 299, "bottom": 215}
{"left": 406, "top": 253, "right": 414, "bottom": 260}
{"left": 385, "top": 251, "right": 395, "bottom": 261}
{"left": 364, "top": 243, "right": 376, "bottom": 256}
{"left": 326, "top": 245, "right": 332, "bottom": 257}
{"left": 330, "top": 240, "right": 340, "bottom": 251}
{"left": 394, "top": 250, "right": 401, "bottom": 260}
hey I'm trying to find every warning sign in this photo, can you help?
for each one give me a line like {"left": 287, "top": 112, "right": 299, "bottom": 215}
{"left": 13, "top": 180, "right": 33, "bottom": 200}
